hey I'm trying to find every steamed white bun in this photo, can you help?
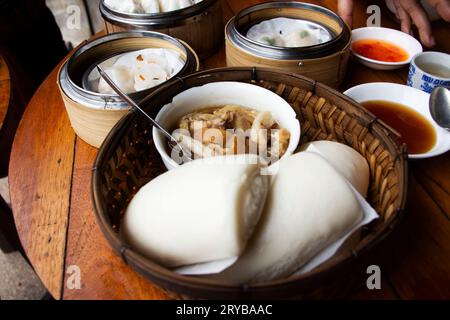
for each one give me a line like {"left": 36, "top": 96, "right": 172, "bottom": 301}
{"left": 122, "top": 155, "right": 270, "bottom": 268}
{"left": 210, "top": 152, "right": 363, "bottom": 284}
{"left": 302, "top": 141, "right": 370, "bottom": 197}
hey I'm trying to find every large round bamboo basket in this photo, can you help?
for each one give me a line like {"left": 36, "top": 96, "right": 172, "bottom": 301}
{"left": 100, "top": 0, "right": 223, "bottom": 60}
{"left": 58, "top": 31, "right": 199, "bottom": 148}
{"left": 225, "top": 2, "right": 352, "bottom": 88}
{"left": 92, "top": 67, "right": 408, "bottom": 299}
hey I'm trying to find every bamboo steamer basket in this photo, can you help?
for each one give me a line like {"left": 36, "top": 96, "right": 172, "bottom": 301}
{"left": 92, "top": 67, "right": 408, "bottom": 299}
{"left": 225, "top": 2, "right": 352, "bottom": 88}
{"left": 58, "top": 31, "right": 199, "bottom": 148}
{"left": 100, "top": 0, "right": 223, "bottom": 60}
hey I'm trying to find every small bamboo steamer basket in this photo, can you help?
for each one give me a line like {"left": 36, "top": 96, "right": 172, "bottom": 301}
{"left": 225, "top": 2, "right": 352, "bottom": 88}
{"left": 59, "top": 93, "right": 128, "bottom": 148}
{"left": 58, "top": 31, "right": 199, "bottom": 148}
{"left": 92, "top": 67, "right": 408, "bottom": 299}
{"left": 100, "top": 0, "right": 223, "bottom": 60}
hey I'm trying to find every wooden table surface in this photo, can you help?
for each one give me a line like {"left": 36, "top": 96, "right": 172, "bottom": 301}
{"left": 0, "top": 56, "right": 10, "bottom": 131}
{"left": 9, "top": 0, "right": 450, "bottom": 300}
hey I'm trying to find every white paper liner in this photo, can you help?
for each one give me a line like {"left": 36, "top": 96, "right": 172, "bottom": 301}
{"left": 84, "top": 48, "right": 185, "bottom": 103}
{"left": 175, "top": 257, "right": 239, "bottom": 276}
{"left": 246, "top": 17, "right": 332, "bottom": 48}
{"left": 172, "top": 145, "right": 378, "bottom": 277}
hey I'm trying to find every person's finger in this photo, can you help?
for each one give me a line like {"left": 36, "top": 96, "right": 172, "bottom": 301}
{"left": 427, "top": 0, "right": 450, "bottom": 22}
{"left": 338, "top": 0, "right": 354, "bottom": 27}
{"left": 400, "top": 0, "right": 436, "bottom": 47}
{"left": 393, "top": 0, "right": 413, "bottom": 35}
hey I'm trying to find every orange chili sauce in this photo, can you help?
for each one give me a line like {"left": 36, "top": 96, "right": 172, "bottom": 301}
{"left": 352, "top": 39, "right": 409, "bottom": 62}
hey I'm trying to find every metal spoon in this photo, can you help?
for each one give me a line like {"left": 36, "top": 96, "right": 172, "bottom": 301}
{"left": 96, "top": 65, "right": 192, "bottom": 162}
{"left": 430, "top": 86, "right": 450, "bottom": 130}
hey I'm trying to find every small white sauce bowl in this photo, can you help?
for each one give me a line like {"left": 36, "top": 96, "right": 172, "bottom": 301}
{"left": 344, "top": 82, "right": 450, "bottom": 159}
{"left": 351, "top": 27, "right": 423, "bottom": 70}
{"left": 153, "top": 81, "right": 301, "bottom": 170}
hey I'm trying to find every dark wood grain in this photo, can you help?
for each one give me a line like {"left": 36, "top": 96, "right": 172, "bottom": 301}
{"left": 9, "top": 62, "right": 76, "bottom": 299}
{"left": 0, "top": 56, "right": 10, "bottom": 131}
{"left": 385, "top": 173, "right": 450, "bottom": 299}
{"left": 8, "top": 0, "right": 450, "bottom": 300}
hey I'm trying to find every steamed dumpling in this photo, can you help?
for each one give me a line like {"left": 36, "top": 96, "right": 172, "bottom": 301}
{"left": 246, "top": 18, "right": 332, "bottom": 48}
{"left": 122, "top": 155, "right": 270, "bottom": 268}
{"left": 210, "top": 152, "right": 363, "bottom": 284}
{"left": 159, "top": 0, "right": 192, "bottom": 12}
{"left": 284, "top": 29, "right": 319, "bottom": 47}
{"left": 105, "top": 0, "right": 139, "bottom": 13}
{"left": 253, "top": 33, "right": 285, "bottom": 47}
{"left": 140, "top": 0, "right": 160, "bottom": 13}
{"left": 301, "top": 141, "right": 370, "bottom": 197}
{"left": 105, "top": 0, "right": 201, "bottom": 13}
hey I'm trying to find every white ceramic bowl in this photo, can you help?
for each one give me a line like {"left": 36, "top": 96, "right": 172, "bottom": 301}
{"left": 351, "top": 27, "right": 423, "bottom": 70}
{"left": 153, "top": 81, "right": 301, "bottom": 170}
{"left": 344, "top": 82, "right": 450, "bottom": 159}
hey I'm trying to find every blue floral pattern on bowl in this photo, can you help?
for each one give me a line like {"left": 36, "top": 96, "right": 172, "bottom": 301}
{"left": 408, "top": 61, "right": 450, "bottom": 93}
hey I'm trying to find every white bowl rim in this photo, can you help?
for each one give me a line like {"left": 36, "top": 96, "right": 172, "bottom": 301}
{"left": 351, "top": 27, "right": 423, "bottom": 66}
{"left": 153, "top": 81, "right": 302, "bottom": 168}
{"left": 344, "top": 82, "right": 450, "bottom": 159}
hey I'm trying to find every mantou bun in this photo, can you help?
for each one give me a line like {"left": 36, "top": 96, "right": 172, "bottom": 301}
{"left": 301, "top": 141, "right": 370, "bottom": 197}
{"left": 122, "top": 155, "right": 270, "bottom": 268}
{"left": 211, "top": 152, "right": 363, "bottom": 284}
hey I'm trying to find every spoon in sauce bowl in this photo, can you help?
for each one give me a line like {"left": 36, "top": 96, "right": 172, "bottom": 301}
{"left": 97, "top": 65, "right": 193, "bottom": 163}
{"left": 430, "top": 87, "right": 450, "bottom": 131}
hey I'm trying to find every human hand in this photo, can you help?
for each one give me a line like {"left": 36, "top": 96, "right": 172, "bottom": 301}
{"left": 390, "top": 0, "right": 450, "bottom": 47}
{"left": 338, "top": 0, "right": 450, "bottom": 48}
{"left": 338, "top": 0, "right": 354, "bottom": 27}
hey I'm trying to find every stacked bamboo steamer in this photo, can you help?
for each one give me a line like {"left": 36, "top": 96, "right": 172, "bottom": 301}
{"left": 225, "top": 2, "right": 352, "bottom": 88}
{"left": 58, "top": 1, "right": 353, "bottom": 148}
{"left": 100, "top": 0, "right": 223, "bottom": 60}
{"left": 58, "top": 31, "right": 199, "bottom": 148}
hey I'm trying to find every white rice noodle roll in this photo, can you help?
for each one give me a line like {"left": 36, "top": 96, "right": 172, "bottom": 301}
{"left": 134, "top": 63, "right": 168, "bottom": 92}
{"left": 97, "top": 66, "right": 135, "bottom": 94}
{"left": 94, "top": 48, "right": 184, "bottom": 94}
